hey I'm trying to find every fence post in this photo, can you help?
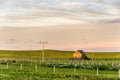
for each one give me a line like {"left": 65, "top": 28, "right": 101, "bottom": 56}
{"left": 35, "top": 64, "right": 37, "bottom": 72}
{"left": 31, "top": 59, "right": 32, "bottom": 66}
{"left": 6, "top": 63, "right": 8, "bottom": 69}
{"left": 97, "top": 67, "right": 99, "bottom": 76}
{"left": 74, "top": 65, "right": 76, "bottom": 75}
{"left": 20, "top": 64, "right": 23, "bottom": 70}
{"left": 53, "top": 65, "right": 55, "bottom": 74}
{"left": 118, "top": 69, "right": 120, "bottom": 78}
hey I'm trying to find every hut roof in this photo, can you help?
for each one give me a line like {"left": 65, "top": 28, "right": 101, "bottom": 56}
{"left": 73, "top": 50, "right": 82, "bottom": 58}
{"left": 73, "top": 50, "right": 89, "bottom": 60}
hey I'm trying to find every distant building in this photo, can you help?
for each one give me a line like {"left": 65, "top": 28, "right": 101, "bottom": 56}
{"left": 73, "top": 50, "right": 90, "bottom": 60}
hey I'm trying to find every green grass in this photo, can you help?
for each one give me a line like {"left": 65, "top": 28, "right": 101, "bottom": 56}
{"left": 0, "top": 50, "right": 120, "bottom": 59}
{"left": 87, "top": 52, "right": 120, "bottom": 59}
{"left": 0, "top": 60, "right": 120, "bottom": 80}
{"left": 0, "top": 50, "right": 120, "bottom": 80}
{"left": 0, "top": 50, "right": 73, "bottom": 59}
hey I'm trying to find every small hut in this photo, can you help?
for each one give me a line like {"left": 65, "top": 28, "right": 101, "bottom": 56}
{"left": 73, "top": 50, "right": 90, "bottom": 60}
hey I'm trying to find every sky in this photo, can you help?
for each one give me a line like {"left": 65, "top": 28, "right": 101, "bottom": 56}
{"left": 0, "top": 0, "right": 120, "bottom": 51}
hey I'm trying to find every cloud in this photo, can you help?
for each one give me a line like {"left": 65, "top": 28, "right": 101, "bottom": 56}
{"left": 0, "top": 0, "right": 120, "bottom": 27}
{"left": 0, "top": 0, "right": 8, "bottom": 4}
{"left": 103, "top": 18, "right": 120, "bottom": 23}
{"left": 5, "top": 39, "right": 17, "bottom": 44}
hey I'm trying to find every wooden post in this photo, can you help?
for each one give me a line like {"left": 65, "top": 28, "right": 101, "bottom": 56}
{"left": 42, "top": 43, "right": 45, "bottom": 62}
{"left": 6, "top": 63, "right": 8, "bottom": 69}
{"left": 31, "top": 59, "right": 32, "bottom": 66}
{"left": 97, "top": 68, "right": 99, "bottom": 76}
{"left": 39, "top": 41, "right": 48, "bottom": 62}
{"left": 35, "top": 64, "right": 37, "bottom": 72}
{"left": 118, "top": 69, "right": 120, "bottom": 78}
{"left": 20, "top": 64, "right": 23, "bottom": 70}
{"left": 74, "top": 65, "right": 76, "bottom": 75}
{"left": 53, "top": 65, "right": 55, "bottom": 74}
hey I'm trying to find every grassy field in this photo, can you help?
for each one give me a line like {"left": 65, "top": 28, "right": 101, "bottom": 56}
{"left": 0, "top": 50, "right": 120, "bottom": 80}
{"left": 0, "top": 50, "right": 120, "bottom": 59}
{"left": 0, "top": 59, "right": 120, "bottom": 80}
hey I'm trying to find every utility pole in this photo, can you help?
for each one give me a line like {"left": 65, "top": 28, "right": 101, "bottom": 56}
{"left": 39, "top": 41, "right": 48, "bottom": 62}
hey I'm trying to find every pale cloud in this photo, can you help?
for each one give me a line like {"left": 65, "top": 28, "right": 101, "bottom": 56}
{"left": 103, "top": 18, "right": 120, "bottom": 24}
{"left": 0, "top": 17, "right": 83, "bottom": 27}
{"left": 0, "top": 0, "right": 120, "bottom": 27}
